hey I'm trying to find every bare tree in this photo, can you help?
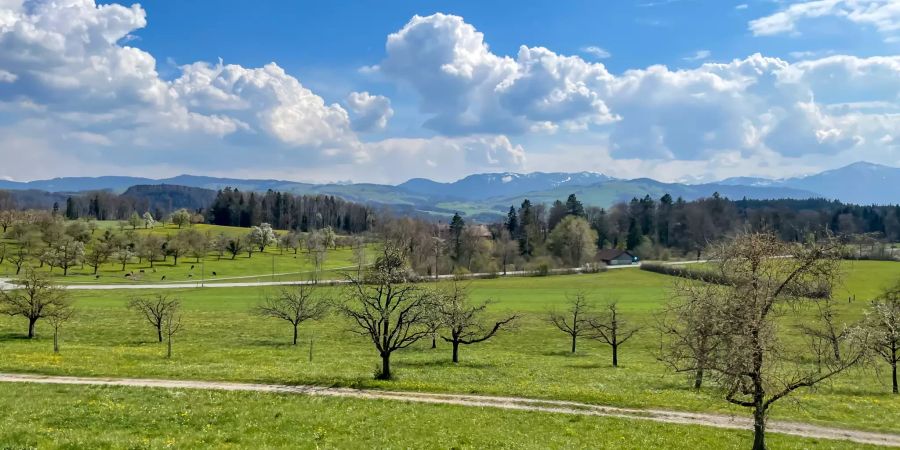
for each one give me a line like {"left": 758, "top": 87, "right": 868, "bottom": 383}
{"left": 665, "top": 232, "right": 866, "bottom": 450}
{"left": 340, "top": 244, "right": 433, "bottom": 380}
{"left": 163, "top": 309, "right": 183, "bottom": 358}
{"left": 128, "top": 294, "right": 181, "bottom": 343}
{"left": 436, "top": 282, "right": 518, "bottom": 363}
{"left": 588, "top": 301, "right": 639, "bottom": 367}
{"left": 798, "top": 297, "right": 851, "bottom": 364}
{"left": 658, "top": 279, "right": 725, "bottom": 389}
{"left": 254, "top": 285, "right": 330, "bottom": 345}
{"left": 548, "top": 292, "right": 593, "bottom": 353}
{"left": 0, "top": 270, "right": 72, "bottom": 338}
{"left": 47, "top": 302, "right": 75, "bottom": 353}
{"left": 867, "top": 282, "right": 900, "bottom": 394}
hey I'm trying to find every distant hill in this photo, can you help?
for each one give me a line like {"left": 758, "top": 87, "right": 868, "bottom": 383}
{"left": 1, "top": 162, "right": 895, "bottom": 220}
{"left": 719, "top": 162, "right": 900, "bottom": 205}
{"left": 399, "top": 172, "right": 612, "bottom": 200}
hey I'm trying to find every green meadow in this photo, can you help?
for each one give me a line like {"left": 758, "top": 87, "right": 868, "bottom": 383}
{"left": 1, "top": 261, "right": 898, "bottom": 435}
{"left": 0, "top": 383, "right": 875, "bottom": 449}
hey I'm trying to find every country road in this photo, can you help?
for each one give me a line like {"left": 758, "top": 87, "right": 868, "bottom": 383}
{"left": 0, "top": 263, "right": 641, "bottom": 290}
{"left": 0, "top": 373, "right": 897, "bottom": 447}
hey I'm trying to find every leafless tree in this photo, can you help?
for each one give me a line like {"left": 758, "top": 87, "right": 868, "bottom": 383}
{"left": 658, "top": 279, "right": 726, "bottom": 389}
{"left": 588, "top": 301, "right": 639, "bottom": 367}
{"left": 254, "top": 285, "right": 330, "bottom": 345}
{"left": 798, "top": 297, "right": 852, "bottom": 365}
{"left": 664, "top": 232, "right": 866, "bottom": 450}
{"left": 47, "top": 302, "right": 75, "bottom": 353}
{"left": 128, "top": 294, "right": 181, "bottom": 343}
{"left": 436, "top": 282, "right": 518, "bottom": 363}
{"left": 163, "top": 309, "right": 183, "bottom": 358}
{"left": 339, "top": 244, "right": 433, "bottom": 380}
{"left": 0, "top": 270, "right": 72, "bottom": 338}
{"left": 867, "top": 282, "right": 900, "bottom": 394}
{"left": 548, "top": 292, "right": 593, "bottom": 354}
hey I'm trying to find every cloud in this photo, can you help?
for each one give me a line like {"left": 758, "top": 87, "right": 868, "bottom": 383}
{"left": 683, "top": 50, "right": 711, "bottom": 61}
{"left": 736, "top": 4, "right": 749, "bottom": 10}
{"left": 749, "top": 0, "right": 900, "bottom": 41}
{"left": 581, "top": 46, "right": 612, "bottom": 59}
{"left": 345, "top": 91, "right": 393, "bottom": 132}
{"left": 378, "top": 13, "right": 617, "bottom": 135}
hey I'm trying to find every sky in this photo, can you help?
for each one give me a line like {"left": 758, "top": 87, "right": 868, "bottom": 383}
{"left": 0, "top": 0, "right": 898, "bottom": 184}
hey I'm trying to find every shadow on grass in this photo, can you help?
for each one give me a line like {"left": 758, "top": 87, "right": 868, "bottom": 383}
{"left": 0, "top": 332, "right": 32, "bottom": 342}
{"left": 396, "top": 359, "right": 497, "bottom": 370}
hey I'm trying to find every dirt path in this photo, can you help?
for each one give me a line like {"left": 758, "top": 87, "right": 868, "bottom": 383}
{"left": 1, "top": 373, "right": 897, "bottom": 447}
{"left": 0, "top": 264, "right": 640, "bottom": 291}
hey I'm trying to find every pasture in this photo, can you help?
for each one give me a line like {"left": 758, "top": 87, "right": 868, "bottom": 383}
{"left": 0, "top": 223, "right": 369, "bottom": 285}
{"left": 1, "top": 261, "right": 898, "bottom": 435}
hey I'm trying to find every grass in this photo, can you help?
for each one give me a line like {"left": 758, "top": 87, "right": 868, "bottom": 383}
{"left": 0, "top": 223, "right": 371, "bottom": 285}
{"left": 1, "top": 261, "right": 899, "bottom": 436}
{"left": 0, "top": 383, "right": 880, "bottom": 449}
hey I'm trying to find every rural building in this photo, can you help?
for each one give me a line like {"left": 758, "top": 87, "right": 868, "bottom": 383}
{"left": 597, "top": 249, "right": 639, "bottom": 266}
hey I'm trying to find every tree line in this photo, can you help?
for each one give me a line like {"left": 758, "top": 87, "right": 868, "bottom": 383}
{"left": 206, "top": 188, "right": 373, "bottom": 233}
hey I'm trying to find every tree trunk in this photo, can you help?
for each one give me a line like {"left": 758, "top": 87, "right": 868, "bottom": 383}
{"left": 452, "top": 341, "right": 460, "bottom": 363}
{"left": 157, "top": 326, "right": 163, "bottom": 343}
{"left": 431, "top": 334, "right": 436, "bottom": 349}
{"left": 167, "top": 336, "right": 172, "bottom": 358}
{"left": 571, "top": 334, "right": 577, "bottom": 353}
{"left": 612, "top": 344, "right": 618, "bottom": 367}
{"left": 53, "top": 328, "right": 59, "bottom": 353}
{"left": 893, "top": 360, "right": 898, "bottom": 394}
{"left": 27, "top": 317, "right": 37, "bottom": 339}
{"left": 753, "top": 403, "right": 767, "bottom": 450}
{"left": 293, "top": 324, "right": 298, "bottom": 346}
{"left": 693, "top": 368, "right": 704, "bottom": 390}
{"left": 379, "top": 352, "right": 391, "bottom": 380}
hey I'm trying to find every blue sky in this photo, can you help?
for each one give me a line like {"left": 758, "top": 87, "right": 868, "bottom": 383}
{"left": 0, "top": 0, "right": 898, "bottom": 183}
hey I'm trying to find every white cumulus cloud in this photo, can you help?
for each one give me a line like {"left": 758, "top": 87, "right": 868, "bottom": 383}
{"left": 749, "top": 0, "right": 900, "bottom": 41}
{"left": 345, "top": 91, "right": 393, "bottom": 132}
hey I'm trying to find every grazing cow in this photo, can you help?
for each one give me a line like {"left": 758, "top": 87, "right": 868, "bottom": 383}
{"left": 190, "top": 265, "right": 195, "bottom": 270}
{"left": 95, "top": 275, "right": 101, "bottom": 279}
{"left": 188, "top": 274, "right": 193, "bottom": 278}
{"left": 161, "top": 275, "right": 166, "bottom": 281}
{"left": 212, "top": 271, "right": 217, "bottom": 276}
{"left": 125, "top": 273, "right": 131, "bottom": 278}
{"left": 139, "top": 269, "right": 145, "bottom": 273}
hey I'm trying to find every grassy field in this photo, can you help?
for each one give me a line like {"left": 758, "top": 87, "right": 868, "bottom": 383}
{"left": 1, "top": 261, "right": 898, "bottom": 436}
{"left": 0, "top": 383, "right": 872, "bottom": 449}
{"left": 0, "top": 223, "right": 370, "bottom": 284}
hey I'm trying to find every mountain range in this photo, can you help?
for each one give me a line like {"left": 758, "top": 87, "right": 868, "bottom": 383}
{"left": 1, "top": 162, "right": 896, "bottom": 221}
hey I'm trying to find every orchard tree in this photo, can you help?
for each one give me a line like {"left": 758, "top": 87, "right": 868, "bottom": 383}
{"left": 170, "top": 209, "right": 192, "bottom": 229}
{"left": 340, "top": 244, "right": 433, "bottom": 380}
{"left": 663, "top": 233, "right": 866, "bottom": 450}
{"left": 127, "top": 212, "right": 142, "bottom": 230}
{"left": 85, "top": 238, "right": 113, "bottom": 274}
{"left": 0, "top": 270, "right": 72, "bottom": 338}
{"left": 163, "top": 308, "right": 183, "bottom": 358}
{"left": 248, "top": 223, "right": 277, "bottom": 252}
{"left": 588, "top": 301, "right": 639, "bottom": 367}
{"left": 142, "top": 212, "right": 156, "bottom": 229}
{"left": 659, "top": 279, "right": 725, "bottom": 389}
{"left": 436, "top": 282, "right": 517, "bottom": 363}
{"left": 225, "top": 237, "right": 244, "bottom": 260}
{"left": 254, "top": 285, "right": 330, "bottom": 345}
{"left": 867, "top": 282, "right": 900, "bottom": 394}
{"left": 139, "top": 234, "right": 164, "bottom": 267}
{"left": 548, "top": 292, "right": 593, "bottom": 354}
{"left": 129, "top": 294, "right": 181, "bottom": 343}
{"left": 47, "top": 301, "right": 75, "bottom": 353}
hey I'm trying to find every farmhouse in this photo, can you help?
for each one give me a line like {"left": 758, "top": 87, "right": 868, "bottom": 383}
{"left": 597, "top": 249, "right": 639, "bottom": 266}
